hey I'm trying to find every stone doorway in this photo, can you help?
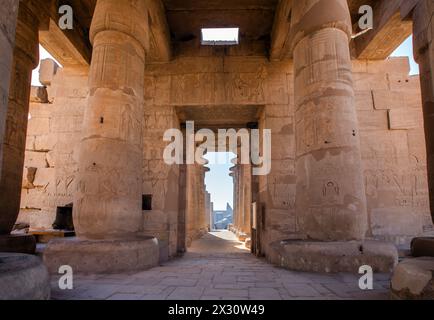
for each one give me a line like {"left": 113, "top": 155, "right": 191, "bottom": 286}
{"left": 176, "top": 105, "right": 262, "bottom": 254}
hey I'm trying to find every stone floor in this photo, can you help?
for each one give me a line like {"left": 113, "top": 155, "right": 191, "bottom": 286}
{"left": 50, "top": 231, "right": 392, "bottom": 300}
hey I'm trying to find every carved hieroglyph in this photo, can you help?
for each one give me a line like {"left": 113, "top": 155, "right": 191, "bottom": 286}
{"left": 292, "top": 0, "right": 368, "bottom": 241}
{"left": 73, "top": 0, "right": 148, "bottom": 238}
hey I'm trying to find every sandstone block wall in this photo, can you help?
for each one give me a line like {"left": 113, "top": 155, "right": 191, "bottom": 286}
{"left": 354, "top": 58, "right": 433, "bottom": 245}
{"left": 18, "top": 65, "right": 88, "bottom": 229}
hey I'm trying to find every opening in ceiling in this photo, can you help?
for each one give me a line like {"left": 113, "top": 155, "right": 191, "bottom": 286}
{"left": 201, "top": 28, "right": 239, "bottom": 46}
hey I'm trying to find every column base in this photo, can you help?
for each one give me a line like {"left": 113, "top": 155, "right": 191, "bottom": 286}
{"left": 391, "top": 257, "right": 434, "bottom": 300}
{"left": 0, "top": 253, "right": 50, "bottom": 300}
{"left": 43, "top": 236, "right": 159, "bottom": 274}
{"left": 268, "top": 240, "right": 398, "bottom": 273}
{"left": 0, "top": 234, "right": 36, "bottom": 254}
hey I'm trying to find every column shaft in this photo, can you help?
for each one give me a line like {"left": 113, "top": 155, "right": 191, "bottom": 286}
{"left": 74, "top": 0, "right": 148, "bottom": 238}
{"left": 0, "top": 1, "right": 39, "bottom": 235}
{"left": 242, "top": 164, "right": 252, "bottom": 235}
{"left": 292, "top": 0, "right": 367, "bottom": 241}
{"left": 0, "top": 0, "right": 19, "bottom": 181}
{"left": 413, "top": 0, "right": 434, "bottom": 222}
{"left": 185, "top": 165, "right": 196, "bottom": 244}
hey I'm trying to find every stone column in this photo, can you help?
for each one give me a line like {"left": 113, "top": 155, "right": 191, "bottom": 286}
{"left": 204, "top": 168, "right": 211, "bottom": 231}
{"left": 292, "top": 0, "right": 367, "bottom": 241}
{"left": 196, "top": 164, "right": 207, "bottom": 236}
{"left": 234, "top": 164, "right": 241, "bottom": 233}
{"left": 242, "top": 164, "right": 252, "bottom": 236}
{"left": 229, "top": 163, "right": 237, "bottom": 231}
{"left": 73, "top": 0, "right": 148, "bottom": 238}
{"left": 185, "top": 164, "right": 197, "bottom": 246}
{"left": 0, "top": 0, "right": 19, "bottom": 180}
{"left": 44, "top": 0, "right": 159, "bottom": 274}
{"left": 269, "top": 0, "right": 398, "bottom": 273}
{"left": 413, "top": 0, "right": 434, "bottom": 223}
{"left": 0, "top": 0, "right": 39, "bottom": 253}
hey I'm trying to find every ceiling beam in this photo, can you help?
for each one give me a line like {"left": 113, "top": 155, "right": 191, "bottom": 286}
{"left": 147, "top": 0, "right": 172, "bottom": 62}
{"left": 39, "top": 0, "right": 92, "bottom": 67}
{"left": 352, "top": 0, "right": 412, "bottom": 60}
{"left": 269, "top": 0, "right": 292, "bottom": 61}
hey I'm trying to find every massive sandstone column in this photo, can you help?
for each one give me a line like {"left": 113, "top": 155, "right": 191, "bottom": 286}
{"left": 269, "top": 0, "right": 398, "bottom": 273}
{"left": 292, "top": 0, "right": 367, "bottom": 241}
{"left": 0, "top": 0, "right": 19, "bottom": 181}
{"left": 44, "top": 0, "right": 159, "bottom": 274}
{"left": 73, "top": 0, "right": 148, "bottom": 238}
{"left": 0, "top": 0, "right": 39, "bottom": 253}
{"left": 413, "top": 0, "right": 434, "bottom": 223}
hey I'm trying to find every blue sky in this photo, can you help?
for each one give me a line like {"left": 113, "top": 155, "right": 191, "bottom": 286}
{"left": 31, "top": 36, "right": 419, "bottom": 211}
{"left": 204, "top": 153, "right": 236, "bottom": 210}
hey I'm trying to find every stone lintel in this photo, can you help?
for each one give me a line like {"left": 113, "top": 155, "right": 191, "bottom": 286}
{"left": 39, "top": 19, "right": 91, "bottom": 67}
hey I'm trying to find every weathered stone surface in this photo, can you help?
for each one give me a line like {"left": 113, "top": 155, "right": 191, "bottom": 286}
{"left": 10, "top": 1, "right": 432, "bottom": 282}
{"left": 73, "top": 0, "right": 148, "bottom": 239}
{"left": 43, "top": 236, "right": 160, "bottom": 274}
{"left": 413, "top": 0, "right": 434, "bottom": 221}
{"left": 391, "top": 258, "right": 434, "bottom": 300}
{"left": 292, "top": 0, "right": 367, "bottom": 241}
{"left": 0, "top": 253, "right": 50, "bottom": 300}
{"left": 0, "top": 0, "right": 19, "bottom": 182}
{"left": 0, "top": 1, "right": 40, "bottom": 237}
{"left": 269, "top": 240, "right": 398, "bottom": 273}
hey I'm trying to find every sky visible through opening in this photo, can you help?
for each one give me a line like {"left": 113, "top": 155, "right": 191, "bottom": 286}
{"left": 31, "top": 45, "right": 62, "bottom": 86}
{"left": 390, "top": 35, "right": 419, "bottom": 75}
{"left": 201, "top": 28, "right": 239, "bottom": 44}
{"left": 31, "top": 35, "right": 419, "bottom": 210}
{"left": 205, "top": 153, "right": 235, "bottom": 211}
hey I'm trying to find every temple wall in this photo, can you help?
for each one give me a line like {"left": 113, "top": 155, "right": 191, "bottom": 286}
{"left": 18, "top": 66, "right": 88, "bottom": 229}
{"left": 17, "top": 46, "right": 432, "bottom": 250}
{"left": 354, "top": 58, "right": 433, "bottom": 244}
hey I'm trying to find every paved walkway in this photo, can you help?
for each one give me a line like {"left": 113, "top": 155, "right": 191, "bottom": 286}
{"left": 50, "top": 231, "right": 391, "bottom": 300}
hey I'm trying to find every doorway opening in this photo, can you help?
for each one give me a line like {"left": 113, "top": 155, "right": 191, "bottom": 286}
{"left": 204, "top": 152, "right": 236, "bottom": 231}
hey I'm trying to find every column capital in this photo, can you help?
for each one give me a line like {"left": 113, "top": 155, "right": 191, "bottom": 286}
{"left": 90, "top": 0, "right": 149, "bottom": 51}
{"left": 289, "top": 0, "right": 352, "bottom": 52}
